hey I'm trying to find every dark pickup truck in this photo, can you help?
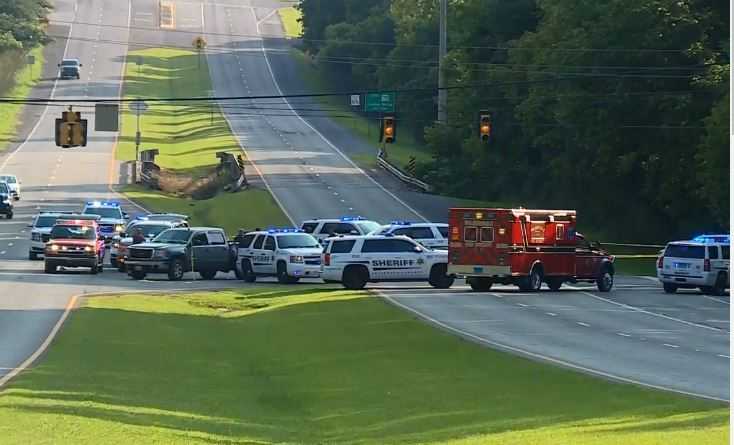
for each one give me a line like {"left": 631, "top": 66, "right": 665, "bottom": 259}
{"left": 124, "top": 227, "right": 240, "bottom": 281}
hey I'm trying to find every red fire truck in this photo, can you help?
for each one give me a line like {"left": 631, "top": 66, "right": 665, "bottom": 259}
{"left": 448, "top": 208, "right": 615, "bottom": 292}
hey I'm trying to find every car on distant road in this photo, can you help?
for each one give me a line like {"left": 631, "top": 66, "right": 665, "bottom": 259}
{"left": 82, "top": 201, "right": 128, "bottom": 243}
{"left": 28, "top": 211, "right": 75, "bottom": 260}
{"left": 300, "top": 216, "right": 382, "bottom": 244}
{"left": 321, "top": 234, "right": 454, "bottom": 290}
{"left": 58, "top": 58, "right": 82, "bottom": 79}
{"left": 0, "top": 175, "right": 21, "bottom": 200}
{"left": 125, "top": 227, "right": 239, "bottom": 281}
{"left": 0, "top": 182, "right": 13, "bottom": 219}
{"left": 44, "top": 218, "right": 105, "bottom": 274}
{"left": 111, "top": 219, "right": 184, "bottom": 270}
{"left": 236, "top": 228, "right": 323, "bottom": 283}
{"left": 657, "top": 235, "right": 729, "bottom": 295}
{"left": 369, "top": 221, "right": 449, "bottom": 250}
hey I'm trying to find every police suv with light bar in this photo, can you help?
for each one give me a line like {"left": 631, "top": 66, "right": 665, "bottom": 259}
{"left": 82, "top": 201, "right": 128, "bottom": 243}
{"left": 370, "top": 221, "right": 449, "bottom": 249}
{"left": 28, "top": 211, "right": 74, "bottom": 260}
{"left": 657, "top": 234, "right": 729, "bottom": 296}
{"left": 300, "top": 216, "right": 382, "bottom": 244}
{"left": 236, "top": 228, "right": 323, "bottom": 283}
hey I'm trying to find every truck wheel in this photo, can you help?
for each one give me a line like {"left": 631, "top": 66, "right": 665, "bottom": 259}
{"left": 710, "top": 273, "right": 728, "bottom": 296}
{"left": 199, "top": 270, "right": 217, "bottom": 280}
{"left": 97, "top": 263, "right": 104, "bottom": 273}
{"left": 519, "top": 266, "right": 543, "bottom": 292}
{"left": 90, "top": 257, "right": 99, "bottom": 275}
{"left": 429, "top": 264, "right": 454, "bottom": 289}
{"left": 130, "top": 270, "right": 146, "bottom": 280}
{"left": 596, "top": 268, "right": 613, "bottom": 292}
{"left": 276, "top": 261, "right": 299, "bottom": 284}
{"left": 663, "top": 283, "right": 677, "bottom": 294}
{"left": 117, "top": 263, "right": 126, "bottom": 273}
{"left": 168, "top": 258, "right": 185, "bottom": 281}
{"left": 342, "top": 265, "right": 368, "bottom": 290}
{"left": 44, "top": 262, "right": 56, "bottom": 274}
{"left": 6, "top": 212, "right": 12, "bottom": 219}
{"left": 546, "top": 277, "right": 564, "bottom": 291}
{"left": 468, "top": 277, "right": 493, "bottom": 292}
{"left": 241, "top": 259, "right": 256, "bottom": 283}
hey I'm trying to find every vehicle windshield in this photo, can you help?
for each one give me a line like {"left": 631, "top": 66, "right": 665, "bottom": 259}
{"left": 154, "top": 229, "right": 191, "bottom": 244}
{"left": 665, "top": 244, "right": 705, "bottom": 259}
{"left": 146, "top": 214, "right": 185, "bottom": 222}
{"left": 0, "top": 183, "right": 8, "bottom": 194}
{"left": 84, "top": 207, "right": 122, "bottom": 219}
{"left": 355, "top": 221, "right": 381, "bottom": 234}
{"left": 277, "top": 234, "right": 321, "bottom": 249}
{"left": 61, "top": 60, "right": 78, "bottom": 66}
{"left": 127, "top": 224, "right": 170, "bottom": 238}
{"left": 50, "top": 225, "right": 96, "bottom": 240}
{"left": 0, "top": 176, "right": 16, "bottom": 184}
{"left": 35, "top": 216, "right": 60, "bottom": 228}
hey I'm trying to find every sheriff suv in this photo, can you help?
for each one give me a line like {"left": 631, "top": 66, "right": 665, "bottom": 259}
{"left": 321, "top": 235, "right": 455, "bottom": 290}
{"left": 236, "top": 228, "right": 323, "bottom": 283}
{"left": 370, "top": 221, "right": 449, "bottom": 249}
{"left": 44, "top": 219, "right": 105, "bottom": 274}
{"left": 0, "top": 182, "right": 13, "bottom": 219}
{"left": 82, "top": 201, "right": 128, "bottom": 243}
{"left": 300, "top": 216, "right": 382, "bottom": 244}
{"left": 657, "top": 235, "right": 729, "bottom": 296}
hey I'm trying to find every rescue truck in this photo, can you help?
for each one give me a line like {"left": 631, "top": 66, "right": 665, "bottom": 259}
{"left": 448, "top": 208, "right": 615, "bottom": 292}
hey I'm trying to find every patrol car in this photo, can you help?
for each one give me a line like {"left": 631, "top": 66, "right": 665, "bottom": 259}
{"left": 236, "top": 228, "right": 323, "bottom": 283}
{"left": 370, "top": 221, "right": 449, "bottom": 249}
{"left": 300, "top": 216, "right": 382, "bottom": 244}
{"left": 28, "top": 211, "right": 74, "bottom": 260}
{"left": 82, "top": 201, "right": 128, "bottom": 243}
{"left": 0, "top": 175, "right": 20, "bottom": 200}
{"left": 321, "top": 234, "right": 455, "bottom": 290}
{"left": 657, "top": 234, "right": 729, "bottom": 296}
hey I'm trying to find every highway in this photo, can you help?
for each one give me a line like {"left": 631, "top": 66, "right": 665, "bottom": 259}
{"left": 0, "top": 0, "right": 728, "bottom": 403}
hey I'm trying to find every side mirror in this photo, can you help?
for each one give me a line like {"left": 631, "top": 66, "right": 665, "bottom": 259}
{"left": 349, "top": 230, "right": 359, "bottom": 235}
{"left": 57, "top": 63, "right": 61, "bottom": 67}
{"left": 26, "top": 223, "right": 33, "bottom": 228}
{"left": 590, "top": 241, "right": 600, "bottom": 250}
{"left": 79, "top": 63, "right": 83, "bottom": 67}
{"left": 413, "top": 245, "right": 424, "bottom": 253}
{"left": 123, "top": 212, "right": 129, "bottom": 219}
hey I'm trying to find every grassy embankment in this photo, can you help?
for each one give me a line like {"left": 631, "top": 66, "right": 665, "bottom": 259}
{"left": 277, "top": 6, "right": 303, "bottom": 38}
{"left": 117, "top": 48, "right": 290, "bottom": 233}
{"left": 0, "top": 287, "right": 727, "bottom": 444}
{"left": 0, "top": 46, "right": 45, "bottom": 152}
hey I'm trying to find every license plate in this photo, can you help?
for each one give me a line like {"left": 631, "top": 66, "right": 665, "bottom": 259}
{"left": 674, "top": 262, "right": 690, "bottom": 269}
{"left": 134, "top": 265, "right": 142, "bottom": 271}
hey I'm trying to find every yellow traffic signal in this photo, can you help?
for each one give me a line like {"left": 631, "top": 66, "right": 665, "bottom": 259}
{"left": 55, "top": 108, "right": 87, "bottom": 147}
{"left": 380, "top": 116, "right": 396, "bottom": 144}
{"left": 55, "top": 119, "right": 72, "bottom": 147}
{"left": 71, "top": 121, "right": 87, "bottom": 147}
{"left": 479, "top": 111, "right": 491, "bottom": 143}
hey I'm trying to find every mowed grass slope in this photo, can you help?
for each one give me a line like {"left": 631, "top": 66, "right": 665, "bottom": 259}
{"left": 278, "top": 6, "right": 303, "bottom": 38}
{"left": 0, "top": 287, "right": 726, "bottom": 444}
{"left": 0, "top": 46, "right": 45, "bottom": 152}
{"left": 117, "top": 47, "right": 290, "bottom": 230}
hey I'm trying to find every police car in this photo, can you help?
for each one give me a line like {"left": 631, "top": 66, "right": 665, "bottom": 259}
{"left": 300, "top": 216, "right": 382, "bottom": 244}
{"left": 82, "top": 201, "right": 128, "bottom": 243}
{"left": 236, "top": 228, "right": 323, "bottom": 283}
{"left": 0, "top": 175, "right": 20, "bottom": 200}
{"left": 321, "top": 234, "right": 455, "bottom": 290}
{"left": 657, "top": 234, "right": 729, "bottom": 296}
{"left": 370, "top": 221, "right": 449, "bottom": 249}
{"left": 28, "top": 211, "right": 74, "bottom": 260}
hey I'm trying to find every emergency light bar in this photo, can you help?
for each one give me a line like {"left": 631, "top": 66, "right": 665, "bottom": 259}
{"left": 340, "top": 216, "right": 366, "bottom": 222}
{"left": 692, "top": 234, "right": 730, "bottom": 244}
{"left": 390, "top": 221, "right": 413, "bottom": 226}
{"left": 86, "top": 201, "right": 120, "bottom": 207}
{"left": 55, "top": 219, "right": 97, "bottom": 226}
{"left": 266, "top": 228, "right": 305, "bottom": 234}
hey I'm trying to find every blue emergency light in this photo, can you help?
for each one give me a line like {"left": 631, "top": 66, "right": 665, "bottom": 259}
{"left": 390, "top": 220, "right": 413, "bottom": 226}
{"left": 266, "top": 228, "right": 304, "bottom": 234}
{"left": 86, "top": 201, "right": 120, "bottom": 207}
{"left": 340, "top": 216, "right": 366, "bottom": 222}
{"left": 692, "top": 234, "right": 730, "bottom": 244}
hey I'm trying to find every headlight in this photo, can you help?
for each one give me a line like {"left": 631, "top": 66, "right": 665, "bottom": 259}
{"left": 115, "top": 225, "right": 124, "bottom": 232}
{"left": 2, "top": 199, "right": 9, "bottom": 204}
{"left": 289, "top": 255, "right": 304, "bottom": 263}
{"left": 49, "top": 244, "right": 59, "bottom": 251}
{"left": 152, "top": 250, "right": 169, "bottom": 259}
{"left": 31, "top": 233, "right": 41, "bottom": 242}
{"left": 84, "top": 246, "right": 93, "bottom": 252}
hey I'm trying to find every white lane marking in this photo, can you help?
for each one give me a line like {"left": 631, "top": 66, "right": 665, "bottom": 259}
{"left": 717, "top": 354, "right": 729, "bottom": 358}
{"left": 256, "top": 9, "right": 278, "bottom": 26}
{"left": 663, "top": 343, "right": 680, "bottom": 348}
{"left": 545, "top": 312, "right": 557, "bottom": 316}
{"left": 580, "top": 291, "right": 722, "bottom": 332}
{"left": 516, "top": 303, "right": 527, "bottom": 307}
{"left": 7, "top": 243, "right": 12, "bottom": 247}
{"left": 0, "top": 295, "right": 78, "bottom": 388}
{"left": 706, "top": 319, "right": 730, "bottom": 323}
{"left": 0, "top": 251, "right": 5, "bottom": 255}
{"left": 378, "top": 290, "right": 728, "bottom": 402}
{"left": 253, "top": 11, "right": 428, "bottom": 222}
{"left": 617, "top": 332, "right": 631, "bottom": 337}
{"left": 576, "top": 321, "right": 590, "bottom": 327}
{"left": 701, "top": 295, "right": 730, "bottom": 305}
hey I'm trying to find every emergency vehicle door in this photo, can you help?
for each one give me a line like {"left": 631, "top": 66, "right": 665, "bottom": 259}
{"left": 253, "top": 236, "right": 277, "bottom": 274}
{"left": 574, "top": 234, "right": 596, "bottom": 277}
{"left": 362, "top": 238, "right": 425, "bottom": 280}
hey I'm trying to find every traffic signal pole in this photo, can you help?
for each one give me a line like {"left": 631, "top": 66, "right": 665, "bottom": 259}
{"left": 437, "top": 0, "right": 448, "bottom": 124}
{"left": 133, "top": 108, "right": 141, "bottom": 184}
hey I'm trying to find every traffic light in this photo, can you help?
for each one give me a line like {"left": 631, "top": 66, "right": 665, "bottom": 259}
{"left": 55, "top": 107, "right": 88, "bottom": 147}
{"left": 380, "top": 115, "right": 396, "bottom": 144}
{"left": 479, "top": 111, "right": 491, "bottom": 143}
{"left": 71, "top": 120, "right": 87, "bottom": 146}
{"left": 55, "top": 118, "right": 71, "bottom": 147}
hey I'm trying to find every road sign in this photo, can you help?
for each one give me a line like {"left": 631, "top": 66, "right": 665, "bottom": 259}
{"left": 129, "top": 100, "right": 148, "bottom": 114}
{"left": 364, "top": 92, "right": 395, "bottom": 113}
{"left": 350, "top": 94, "right": 361, "bottom": 107}
{"left": 95, "top": 103, "right": 120, "bottom": 131}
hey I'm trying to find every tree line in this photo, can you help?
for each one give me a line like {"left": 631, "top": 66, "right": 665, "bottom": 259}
{"left": 297, "top": 0, "right": 728, "bottom": 241}
{"left": 0, "top": 0, "right": 50, "bottom": 93}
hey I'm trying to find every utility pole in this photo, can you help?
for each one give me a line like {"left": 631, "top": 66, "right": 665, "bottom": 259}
{"left": 437, "top": 0, "right": 448, "bottom": 124}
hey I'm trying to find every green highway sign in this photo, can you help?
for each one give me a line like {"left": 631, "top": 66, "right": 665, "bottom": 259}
{"left": 364, "top": 92, "right": 396, "bottom": 113}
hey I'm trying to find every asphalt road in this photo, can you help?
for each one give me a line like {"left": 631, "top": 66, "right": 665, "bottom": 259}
{"left": 0, "top": 0, "right": 728, "bottom": 403}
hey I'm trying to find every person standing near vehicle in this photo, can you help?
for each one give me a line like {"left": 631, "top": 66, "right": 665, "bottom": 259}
{"left": 132, "top": 227, "right": 145, "bottom": 244}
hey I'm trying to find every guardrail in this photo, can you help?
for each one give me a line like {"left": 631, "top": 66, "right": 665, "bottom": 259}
{"left": 376, "top": 155, "right": 432, "bottom": 193}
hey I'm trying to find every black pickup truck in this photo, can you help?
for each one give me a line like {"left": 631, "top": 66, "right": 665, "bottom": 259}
{"left": 124, "top": 227, "right": 240, "bottom": 281}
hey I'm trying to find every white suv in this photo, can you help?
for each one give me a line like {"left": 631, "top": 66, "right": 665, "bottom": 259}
{"left": 300, "top": 217, "right": 382, "bottom": 244}
{"left": 370, "top": 221, "right": 448, "bottom": 249}
{"left": 0, "top": 175, "right": 20, "bottom": 200}
{"left": 236, "top": 229, "right": 323, "bottom": 283}
{"left": 28, "top": 211, "right": 74, "bottom": 260}
{"left": 657, "top": 235, "right": 729, "bottom": 295}
{"left": 321, "top": 235, "right": 455, "bottom": 290}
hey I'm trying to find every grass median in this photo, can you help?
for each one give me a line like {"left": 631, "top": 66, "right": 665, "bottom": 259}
{"left": 278, "top": 6, "right": 303, "bottom": 38}
{"left": 117, "top": 47, "right": 289, "bottom": 230}
{"left": 0, "top": 287, "right": 726, "bottom": 444}
{"left": 0, "top": 46, "right": 45, "bottom": 152}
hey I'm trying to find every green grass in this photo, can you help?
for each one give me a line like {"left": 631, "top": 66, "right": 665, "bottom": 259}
{"left": 277, "top": 7, "right": 303, "bottom": 38}
{"left": 0, "top": 287, "right": 726, "bottom": 444}
{"left": 289, "top": 48, "right": 432, "bottom": 171}
{"left": 613, "top": 257, "right": 657, "bottom": 277}
{"left": 0, "top": 46, "right": 45, "bottom": 152}
{"left": 117, "top": 47, "right": 290, "bottom": 230}
{"left": 124, "top": 185, "right": 290, "bottom": 235}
